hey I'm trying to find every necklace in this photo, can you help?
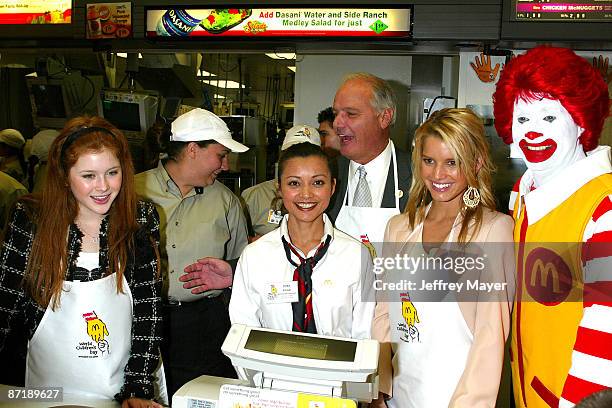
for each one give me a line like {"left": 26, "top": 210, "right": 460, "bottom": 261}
{"left": 76, "top": 222, "right": 100, "bottom": 244}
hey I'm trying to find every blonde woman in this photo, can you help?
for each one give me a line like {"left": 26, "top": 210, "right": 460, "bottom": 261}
{"left": 372, "top": 108, "right": 515, "bottom": 407}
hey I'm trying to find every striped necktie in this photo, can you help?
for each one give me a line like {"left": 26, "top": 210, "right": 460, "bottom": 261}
{"left": 282, "top": 235, "right": 332, "bottom": 333}
{"left": 353, "top": 165, "right": 372, "bottom": 207}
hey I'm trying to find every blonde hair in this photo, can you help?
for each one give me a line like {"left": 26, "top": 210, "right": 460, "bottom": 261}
{"left": 405, "top": 108, "right": 497, "bottom": 243}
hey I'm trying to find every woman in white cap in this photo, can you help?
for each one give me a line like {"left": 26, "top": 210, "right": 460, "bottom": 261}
{"left": 134, "top": 107, "right": 250, "bottom": 398}
{"left": 241, "top": 124, "right": 322, "bottom": 241}
{"left": 0, "top": 128, "right": 27, "bottom": 184}
{"left": 230, "top": 142, "right": 375, "bottom": 339}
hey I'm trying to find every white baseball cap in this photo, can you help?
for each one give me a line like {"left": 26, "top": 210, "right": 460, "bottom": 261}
{"left": 0, "top": 129, "right": 25, "bottom": 149}
{"left": 31, "top": 129, "right": 60, "bottom": 161}
{"left": 281, "top": 124, "right": 321, "bottom": 151}
{"left": 170, "top": 108, "right": 248, "bottom": 153}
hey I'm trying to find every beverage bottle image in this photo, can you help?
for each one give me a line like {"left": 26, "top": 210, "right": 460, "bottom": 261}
{"left": 156, "top": 9, "right": 210, "bottom": 36}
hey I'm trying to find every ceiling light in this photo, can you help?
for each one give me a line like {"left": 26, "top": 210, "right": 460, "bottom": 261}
{"left": 198, "top": 69, "right": 217, "bottom": 77}
{"left": 265, "top": 53, "right": 296, "bottom": 60}
{"left": 214, "top": 94, "right": 226, "bottom": 99}
{"left": 287, "top": 66, "right": 296, "bottom": 72}
{"left": 116, "top": 53, "right": 143, "bottom": 59}
{"left": 202, "top": 79, "right": 245, "bottom": 89}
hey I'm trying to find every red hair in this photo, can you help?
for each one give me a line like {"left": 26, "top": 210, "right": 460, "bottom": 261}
{"left": 26, "top": 116, "right": 138, "bottom": 308}
{"left": 493, "top": 46, "right": 610, "bottom": 152}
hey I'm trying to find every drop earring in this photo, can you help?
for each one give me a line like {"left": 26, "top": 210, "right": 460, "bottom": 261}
{"left": 463, "top": 186, "right": 480, "bottom": 209}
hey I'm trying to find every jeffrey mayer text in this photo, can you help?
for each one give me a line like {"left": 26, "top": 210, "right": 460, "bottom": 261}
{"left": 373, "top": 279, "right": 507, "bottom": 293}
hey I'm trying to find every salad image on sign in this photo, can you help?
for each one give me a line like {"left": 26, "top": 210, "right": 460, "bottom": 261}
{"left": 200, "top": 9, "right": 252, "bottom": 33}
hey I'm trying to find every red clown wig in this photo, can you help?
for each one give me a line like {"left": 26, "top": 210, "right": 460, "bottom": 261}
{"left": 493, "top": 46, "right": 610, "bottom": 152}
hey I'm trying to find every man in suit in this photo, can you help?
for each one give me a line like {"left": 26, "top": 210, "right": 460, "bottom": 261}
{"left": 327, "top": 72, "right": 411, "bottom": 249}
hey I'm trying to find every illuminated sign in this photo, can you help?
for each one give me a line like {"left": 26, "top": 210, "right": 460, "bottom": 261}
{"left": 514, "top": 1, "right": 612, "bottom": 21}
{"left": 146, "top": 8, "right": 411, "bottom": 38}
{"left": 86, "top": 2, "right": 132, "bottom": 39}
{"left": 0, "top": 0, "right": 71, "bottom": 24}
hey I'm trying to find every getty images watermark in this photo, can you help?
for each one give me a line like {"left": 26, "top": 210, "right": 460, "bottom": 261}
{"left": 362, "top": 241, "right": 612, "bottom": 303}
{"left": 361, "top": 241, "right": 515, "bottom": 303}
{"left": 372, "top": 251, "right": 506, "bottom": 291}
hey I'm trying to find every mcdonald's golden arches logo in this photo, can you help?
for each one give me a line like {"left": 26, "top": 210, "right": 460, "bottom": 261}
{"left": 525, "top": 247, "right": 573, "bottom": 305}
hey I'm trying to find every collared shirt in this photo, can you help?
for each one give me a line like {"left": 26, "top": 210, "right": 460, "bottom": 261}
{"left": 0, "top": 157, "right": 25, "bottom": 186}
{"left": 241, "top": 179, "right": 278, "bottom": 236}
{"left": 516, "top": 145, "right": 612, "bottom": 226}
{"left": 0, "top": 171, "right": 27, "bottom": 229}
{"left": 135, "top": 161, "right": 248, "bottom": 302}
{"left": 347, "top": 140, "right": 393, "bottom": 207}
{"left": 229, "top": 213, "right": 375, "bottom": 340}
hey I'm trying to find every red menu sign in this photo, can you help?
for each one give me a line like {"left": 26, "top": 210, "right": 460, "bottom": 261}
{"left": 0, "top": 0, "right": 71, "bottom": 24}
{"left": 86, "top": 2, "right": 132, "bottom": 39}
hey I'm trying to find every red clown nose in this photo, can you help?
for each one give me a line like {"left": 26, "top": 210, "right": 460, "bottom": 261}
{"left": 525, "top": 131, "right": 543, "bottom": 140}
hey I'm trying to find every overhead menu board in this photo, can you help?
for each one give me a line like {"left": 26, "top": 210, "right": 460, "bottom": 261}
{"left": 86, "top": 2, "right": 132, "bottom": 39}
{"left": 0, "top": 0, "right": 71, "bottom": 24}
{"left": 146, "top": 7, "right": 412, "bottom": 38}
{"left": 514, "top": 0, "right": 612, "bottom": 21}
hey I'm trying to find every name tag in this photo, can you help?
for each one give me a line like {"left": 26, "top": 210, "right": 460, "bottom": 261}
{"left": 265, "top": 281, "right": 298, "bottom": 304}
{"left": 267, "top": 209, "right": 283, "bottom": 225}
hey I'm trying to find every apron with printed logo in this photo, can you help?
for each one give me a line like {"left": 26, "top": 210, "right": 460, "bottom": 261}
{"left": 26, "top": 273, "right": 167, "bottom": 402}
{"left": 387, "top": 220, "right": 473, "bottom": 408}
{"left": 335, "top": 144, "right": 401, "bottom": 255}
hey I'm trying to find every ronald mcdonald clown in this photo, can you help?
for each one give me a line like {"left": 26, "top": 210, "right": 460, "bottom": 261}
{"left": 494, "top": 47, "right": 612, "bottom": 408}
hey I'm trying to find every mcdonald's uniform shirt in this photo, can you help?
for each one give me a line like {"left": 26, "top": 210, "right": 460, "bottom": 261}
{"left": 229, "top": 213, "right": 375, "bottom": 340}
{"left": 241, "top": 179, "right": 278, "bottom": 237}
{"left": 0, "top": 156, "right": 25, "bottom": 185}
{"left": 511, "top": 145, "right": 612, "bottom": 408}
{"left": 0, "top": 171, "right": 27, "bottom": 229}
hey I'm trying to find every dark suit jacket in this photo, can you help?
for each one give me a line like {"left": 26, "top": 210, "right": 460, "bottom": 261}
{"left": 327, "top": 144, "right": 412, "bottom": 223}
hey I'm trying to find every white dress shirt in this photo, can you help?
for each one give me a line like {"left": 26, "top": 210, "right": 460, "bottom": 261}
{"left": 347, "top": 140, "right": 393, "bottom": 208}
{"left": 229, "top": 214, "right": 375, "bottom": 340}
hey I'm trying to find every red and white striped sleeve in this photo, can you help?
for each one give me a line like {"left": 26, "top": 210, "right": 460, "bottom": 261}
{"left": 559, "top": 195, "right": 612, "bottom": 407}
{"left": 508, "top": 178, "right": 521, "bottom": 218}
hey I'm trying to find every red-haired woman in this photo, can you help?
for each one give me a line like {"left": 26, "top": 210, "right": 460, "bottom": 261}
{"left": 0, "top": 116, "right": 165, "bottom": 408}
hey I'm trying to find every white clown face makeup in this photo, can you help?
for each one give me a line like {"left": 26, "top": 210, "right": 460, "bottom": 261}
{"left": 512, "top": 97, "right": 585, "bottom": 175}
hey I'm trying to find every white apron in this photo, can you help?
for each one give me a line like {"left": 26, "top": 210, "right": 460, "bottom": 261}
{"left": 335, "top": 143, "right": 401, "bottom": 254}
{"left": 386, "top": 221, "right": 473, "bottom": 408}
{"left": 26, "top": 271, "right": 167, "bottom": 403}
